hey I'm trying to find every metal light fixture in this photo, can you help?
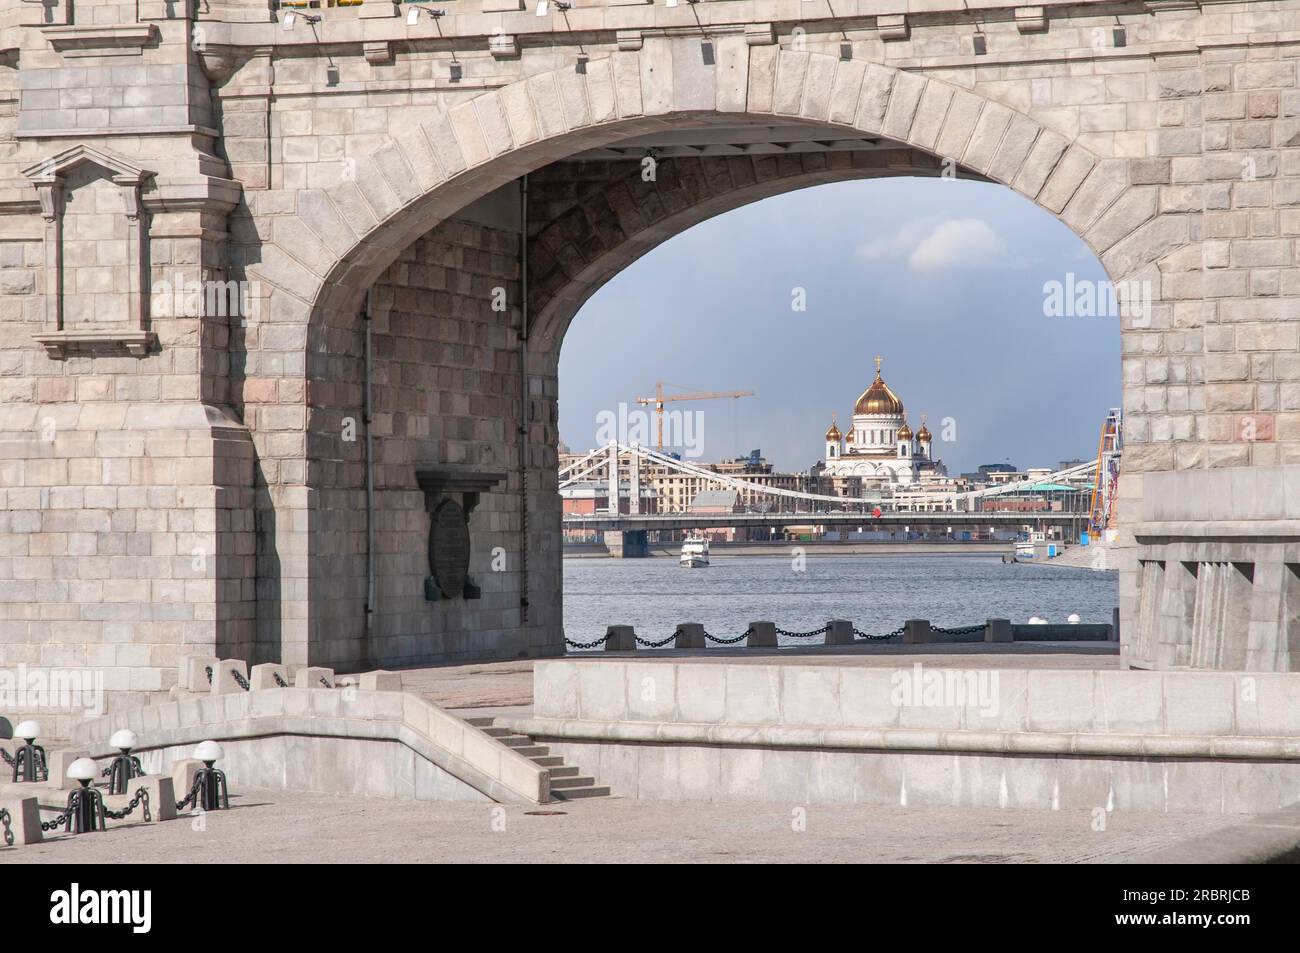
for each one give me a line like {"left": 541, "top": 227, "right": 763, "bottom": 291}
{"left": 193, "top": 740, "right": 230, "bottom": 811}
{"left": 10, "top": 720, "right": 46, "bottom": 783}
{"left": 1112, "top": 23, "right": 1127, "bottom": 48}
{"left": 406, "top": 4, "right": 445, "bottom": 24}
{"left": 62, "top": 758, "right": 108, "bottom": 834}
{"left": 282, "top": 10, "right": 321, "bottom": 31}
{"left": 107, "top": 728, "right": 143, "bottom": 796}
{"left": 973, "top": 31, "right": 987, "bottom": 55}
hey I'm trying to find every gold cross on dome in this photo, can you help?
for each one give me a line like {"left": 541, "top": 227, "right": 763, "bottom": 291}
{"left": 874, "top": 355, "right": 882, "bottom": 374}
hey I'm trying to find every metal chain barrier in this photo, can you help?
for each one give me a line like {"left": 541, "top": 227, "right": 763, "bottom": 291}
{"left": 776, "top": 624, "right": 831, "bottom": 639}
{"left": 635, "top": 633, "right": 679, "bottom": 648}
{"left": 0, "top": 749, "right": 12, "bottom": 767}
{"left": 853, "top": 625, "right": 906, "bottom": 641}
{"left": 703, "top": 627, "right": 751, "bottom": 645}
{"left": 565, "top": 634, "right": 610, "bottom": 649}
{"left": 175, "top": 774, "right": 204, "bottom": 812}
{"left": 232, "top": 670, "right": 251, "bottom": 690}
{"left": 563, "top": 621, "right": 989, "bottom": 648}
{"left": 0, "top": 807, "right": 11, "bottom": 848}
{"left": 273, "top": 672, "right": 290, "bottom": 688}
{"left": 319, "top": 676, "right": 332, "bottom": 688}
{"left": 40, "top": 808, "right": 73, "bottom": 833}
{"left": 103, "top": 787, "right": 149, "bottom": 821}
{"left": 205, "top": 665, "right": 213, "bottom": 685}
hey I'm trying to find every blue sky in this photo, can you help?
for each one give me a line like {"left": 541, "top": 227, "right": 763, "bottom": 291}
{"left": 557, "top": 176, "right": 1120, "bottom": 476}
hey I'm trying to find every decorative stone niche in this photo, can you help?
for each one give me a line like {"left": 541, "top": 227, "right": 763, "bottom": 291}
{"left": 416, "top": 466, "right": 507, "bottom": 602}
{"left": 22, "top": 145, "right": 156, "bottom": 359}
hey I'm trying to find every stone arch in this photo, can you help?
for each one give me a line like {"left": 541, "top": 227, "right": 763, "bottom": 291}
{"left": 255, "top": 46, "right": 1184, "bottom": 349}
{"left": 241, "top": 43, "right": 1194, "bottom": 669}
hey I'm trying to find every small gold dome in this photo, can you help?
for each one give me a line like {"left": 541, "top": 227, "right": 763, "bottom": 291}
{"left": 845, "top": 429, "right": 855, "bottom": 444}
{"left": 897, "top": 422, "right": 913, "bottom": 441}
{"left": 917, "top": 416, "right": 932, "bottom": 442}
{"left": 825, "top": 419, "right": 841, "bottom": 441}
{"left": 854, "top": 356, "right": 905, "bottom": 417}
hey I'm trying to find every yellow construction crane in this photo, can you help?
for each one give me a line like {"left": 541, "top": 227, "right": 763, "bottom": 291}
{"left": 635, "top": 382, "right": 755, "bottom": 451}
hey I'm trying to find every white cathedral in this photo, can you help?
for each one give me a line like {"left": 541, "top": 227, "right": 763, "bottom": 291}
{"left": 820, "top": 356, "right": 944, "bottom": 486}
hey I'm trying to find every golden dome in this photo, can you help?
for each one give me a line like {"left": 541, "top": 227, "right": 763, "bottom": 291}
{"left": 845, "top": 429, "right": 855, "bottom": 444}
{"left": 917, "top": 415, "right": 932, "bottom": 442}
{"left": 825, "top": 414, "right": 841, "bottom": 441}
{"left": 854, "top": 356, "right": 905, "bottom": 416}
{"left": 897, "top": 422, "right": 913, "bottom": 441}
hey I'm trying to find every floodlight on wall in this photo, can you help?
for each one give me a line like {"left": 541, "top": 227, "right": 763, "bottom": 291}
{"left": 973, "top": 31, "right": 987, "bottom": 55}
{"left": 282, "top": 11, "right": 321, "bottom": 31}
{"left": 406, "top": 4, "right": 446, "bottom": 25}
{"left": 1112, "top": 23, "right": 1127, "bottom": 47}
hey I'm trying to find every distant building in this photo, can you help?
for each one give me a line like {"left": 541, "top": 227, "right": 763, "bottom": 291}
{"left": 819, "top": 356, "right": 945, "bottom": 487}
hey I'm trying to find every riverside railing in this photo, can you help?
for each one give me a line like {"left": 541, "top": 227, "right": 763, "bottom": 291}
{"left": 563, "top": 619, "right": 1115, "bottom": 651}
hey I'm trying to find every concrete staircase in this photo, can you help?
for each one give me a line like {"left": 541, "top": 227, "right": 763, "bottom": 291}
{"left": 466, "top": 717, "right": 610, "bottom": 800}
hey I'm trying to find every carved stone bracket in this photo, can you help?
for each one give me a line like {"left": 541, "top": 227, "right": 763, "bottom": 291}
{"left": 416, "top": 466, "right": 507, "bottom": 601}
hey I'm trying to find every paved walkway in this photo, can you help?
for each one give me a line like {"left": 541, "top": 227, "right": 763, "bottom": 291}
{"left": 4, "top": 789, "right": 1239, "bottom": 864}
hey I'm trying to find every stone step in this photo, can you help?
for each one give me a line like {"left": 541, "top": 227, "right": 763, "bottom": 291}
{"left": 480, "top": 727, "right": 513, "bottom": 738}
{"left": 530, "top": 756, "right": 565, "bottom": 767}
{"left": 547, "top": 765, "right": 580, "bottom": 779}
{"left": 499, "top": 735, "right": 535, "bottom": 747}
{"left": 513, "top": 745, "right": 549, "bottom": 758}
{"left": 464, "top": 716, "right": 496, "bottom": 728}
{"left": 549, "top": 775, "right": 597, "bottom": 790}
{"left": 552, "top": 785, "right": 612, "bottom": 800}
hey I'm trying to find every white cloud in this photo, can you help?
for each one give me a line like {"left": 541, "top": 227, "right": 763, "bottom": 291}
{"left": 857, "top": 217, "right": 1008, "bottom": 273}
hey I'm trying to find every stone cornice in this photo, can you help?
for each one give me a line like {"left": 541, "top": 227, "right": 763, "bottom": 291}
{"left": 41, "top": 23, "right": 158, "bottom": 57}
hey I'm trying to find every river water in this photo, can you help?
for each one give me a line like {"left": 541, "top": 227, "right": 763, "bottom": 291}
{"left": 563, "top": 553, "right": 1118, "bottom": 645}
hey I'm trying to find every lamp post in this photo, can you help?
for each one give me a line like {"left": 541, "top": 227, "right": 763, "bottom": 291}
{"left": 63, "top": 758, "right": 108, "bottom": 834}
{"left": 193, "top": 740, "right": 230, "bottom": 811}
{"left": 10, "top": 720, "right": 46, "bottom": 783}
{"left": 107, "top": 729, "right": 143, "bottom": 795}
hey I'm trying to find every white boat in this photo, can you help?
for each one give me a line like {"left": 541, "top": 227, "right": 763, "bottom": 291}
{"left": 679, "top": 535, "right": 710, "bottom": 567}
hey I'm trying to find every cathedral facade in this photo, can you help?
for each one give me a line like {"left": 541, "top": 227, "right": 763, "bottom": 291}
{"left": 820, "top": 358, "right": 944, "bottom": 487}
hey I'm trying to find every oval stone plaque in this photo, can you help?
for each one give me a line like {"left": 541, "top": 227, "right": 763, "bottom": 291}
{"left": 428, "top": 499, "right": 471, "bottom": 599}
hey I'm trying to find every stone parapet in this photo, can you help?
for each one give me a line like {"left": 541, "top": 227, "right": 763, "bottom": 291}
{"left": 71, "top": 688, "right": 551, "bottom": 804}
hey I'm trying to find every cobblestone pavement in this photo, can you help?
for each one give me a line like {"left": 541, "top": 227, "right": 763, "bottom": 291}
{"left": 3, "top": 789, "right": 1240, "bottom": 864}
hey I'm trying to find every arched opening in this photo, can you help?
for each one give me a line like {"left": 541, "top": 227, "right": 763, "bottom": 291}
{"left": 557, "top": 174, "right": 1122, "bottom": 642}
{"left": 238, "top": 51, "right": 1190, "bottom": 671}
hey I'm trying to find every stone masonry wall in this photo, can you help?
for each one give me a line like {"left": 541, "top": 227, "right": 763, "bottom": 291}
{"left": 4, "top": 0, "right": 1300, "bottom": 706}
{"left": 302, "top": 215, "right": 559, "bottom": 669}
